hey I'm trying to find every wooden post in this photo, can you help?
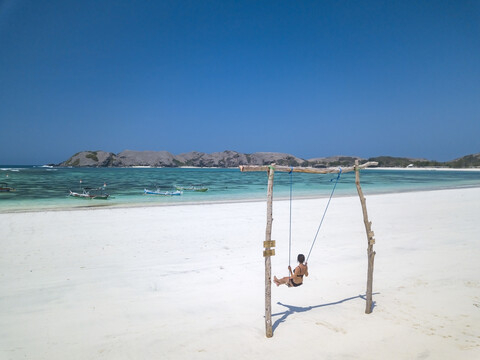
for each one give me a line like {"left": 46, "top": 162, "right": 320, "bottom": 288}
{"left": 264, "top": 164, "right": 275, "bottom": 337}
{"left": 355, "top": 160, "right": 376, "bottom": 314}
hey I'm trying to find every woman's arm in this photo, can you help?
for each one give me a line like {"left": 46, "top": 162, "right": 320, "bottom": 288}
{"left": 288, "top": 265, "right": 293, "bottom": 277}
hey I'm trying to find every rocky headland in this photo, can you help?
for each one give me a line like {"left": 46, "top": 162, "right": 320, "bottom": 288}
{"left": 58, "top": 150, "right": 363, "bottom": 168}
{"left": 57, "top": 150, "right": 480, "bottom": 168}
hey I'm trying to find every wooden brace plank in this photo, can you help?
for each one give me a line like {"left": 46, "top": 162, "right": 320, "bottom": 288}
{"left": 263, "top": 240, "right": 276, "bottom": 248}
{"left": 263, "top": 249, "right": 275, "bottom": 257}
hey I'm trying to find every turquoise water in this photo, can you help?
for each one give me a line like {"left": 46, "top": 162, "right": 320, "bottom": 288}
{"left": 1, "top": 166, "right": 479, "bottom": 212}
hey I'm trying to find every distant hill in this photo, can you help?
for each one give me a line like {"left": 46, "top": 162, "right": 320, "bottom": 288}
{"left": 446, "top": 153, "right": 480, "bottom": 168}
{"left": 59, "top": 150, "right": 308, "bottom": 168}
{"left": 58, "top": 150, "right": 480, "bottom": 168}
{"left": 367, "top": 154, "right": 480, "bottom": 168}
{"left": 307, "top": 156, "right": 365, "bottom": 168}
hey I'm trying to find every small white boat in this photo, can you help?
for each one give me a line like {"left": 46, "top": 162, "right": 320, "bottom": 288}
{"left": 175, "top": 184, "right": 208, "bottom": 192}
{"left": 0, "top": 182, "right": 15, "bottom": 192}
{"left": 144, "top": 189, "right": 182, "bottom": 196}
{"left": 69, "top": 187, "right": 110, "bottom": 200}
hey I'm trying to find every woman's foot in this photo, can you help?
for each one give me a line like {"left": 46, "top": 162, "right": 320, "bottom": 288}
{"left": 273, "top": 276, "right": 280, "bottom": 286}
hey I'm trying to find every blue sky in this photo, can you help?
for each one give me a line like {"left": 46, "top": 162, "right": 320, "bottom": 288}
{"left": 1, "top": 0, "right": 479, "bottom": 164}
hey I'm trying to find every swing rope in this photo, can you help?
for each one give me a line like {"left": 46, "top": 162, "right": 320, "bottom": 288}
{"left": 306, "top": 168, "right": 342, "bottom": 263}
{"left": 288, "top": 166, "right": 293, "bottom": 268}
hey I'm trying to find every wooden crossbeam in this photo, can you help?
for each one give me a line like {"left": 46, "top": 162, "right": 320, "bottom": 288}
{"left": 239, "top": 161, "right": 378, "bottom": 174}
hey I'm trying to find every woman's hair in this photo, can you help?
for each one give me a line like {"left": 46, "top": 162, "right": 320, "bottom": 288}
{"left": 297, "top": 254, "right": 305, "bottom": 263}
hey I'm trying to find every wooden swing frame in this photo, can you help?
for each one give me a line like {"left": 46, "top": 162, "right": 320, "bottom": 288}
{"left": 239, "top": 160, "right": 378, "bottom": 338}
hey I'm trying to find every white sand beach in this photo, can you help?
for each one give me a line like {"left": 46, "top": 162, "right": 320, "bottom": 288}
{"left": 1, "top": 187, "right": 480, "bottom": 359}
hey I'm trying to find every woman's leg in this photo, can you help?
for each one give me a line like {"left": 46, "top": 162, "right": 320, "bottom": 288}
{"left": 273, "top": 276, "right": 291, "bottom": 286}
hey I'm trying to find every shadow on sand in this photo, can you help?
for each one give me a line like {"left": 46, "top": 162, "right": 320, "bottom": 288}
{"left": 272, "top": 293, "right": 379, "bottom": 333}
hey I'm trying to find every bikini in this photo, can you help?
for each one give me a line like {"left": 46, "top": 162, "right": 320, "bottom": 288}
{"left": 288, "top": 266, "right": 304, "bottom": 287}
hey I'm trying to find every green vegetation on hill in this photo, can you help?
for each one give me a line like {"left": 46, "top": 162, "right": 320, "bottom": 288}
{"left": 328, "top": 157, "right": 362, "bottom": 167}
{"left": 85, "top": 151, "right": 99, "bottom": 162}
{"left": 367, "top": 156, "right": 413, "bottom": 167}
{"left": 368, "top": 154, "right": 480, "bottom": 168}
{"left": 447, "top": 154, "right": 480, "bottom": 168}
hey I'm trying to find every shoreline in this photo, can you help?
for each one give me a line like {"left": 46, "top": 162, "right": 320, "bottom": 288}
{"left": 2, "top": 183, "right": 480, "bottom": 214}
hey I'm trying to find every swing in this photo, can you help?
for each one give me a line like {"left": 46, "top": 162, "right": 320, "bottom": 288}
{"left": 239, "top": 161, "right": 378, "bottom": 337}
{"left": 286, "top": 167, "right": 342, "bottom": 283}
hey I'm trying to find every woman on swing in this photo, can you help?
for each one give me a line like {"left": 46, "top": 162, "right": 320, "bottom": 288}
{"left": 274, "top": 254, "right": 308, "bottom": 287}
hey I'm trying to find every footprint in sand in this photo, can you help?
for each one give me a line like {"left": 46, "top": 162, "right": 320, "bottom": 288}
{"left": 464, "top": 281, "right": 480, "bottom": 288}
{"left": 315, "top": 321, "right": 346, "bottom": 334}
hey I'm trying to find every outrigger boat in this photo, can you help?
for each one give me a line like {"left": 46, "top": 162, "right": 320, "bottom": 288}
{"left": 69, "top": 187, "right": 110, "bottom": 200}
{"left": 175, "top": 184, "right": 208, "bottom": 192}
{"left": 144, "top": 188, "right": 182, "bottom": 196}
{"left": 0, "top": 182, "right": 15, "bottom": 192}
